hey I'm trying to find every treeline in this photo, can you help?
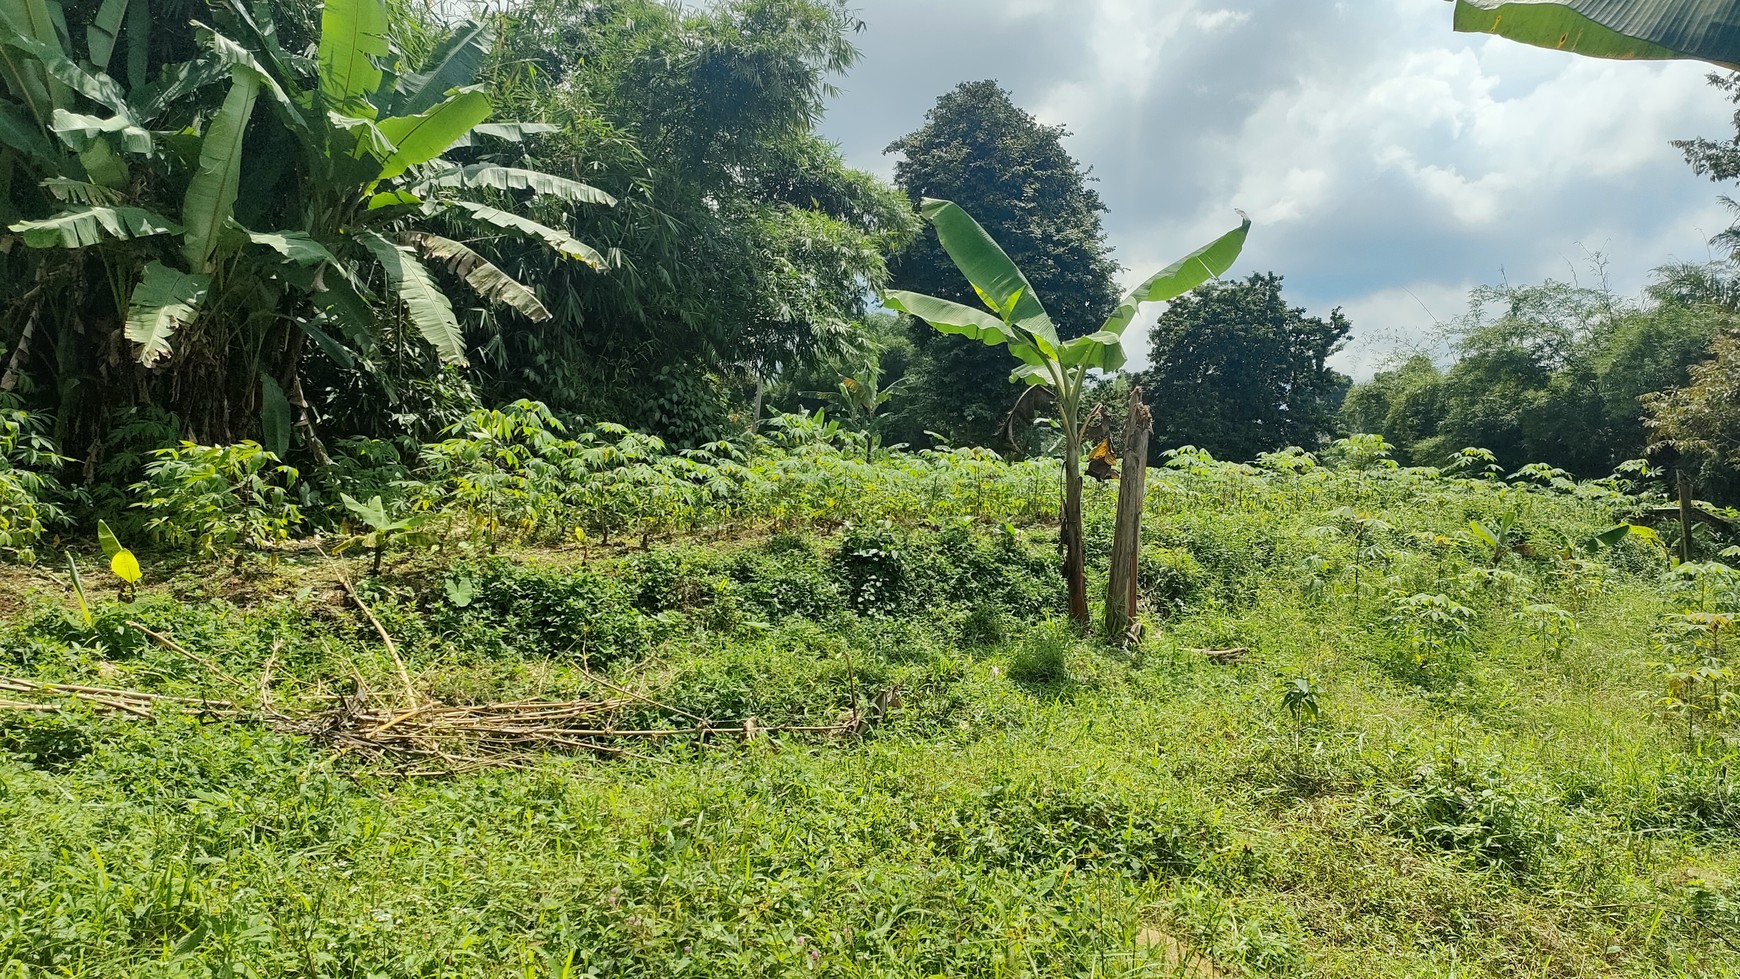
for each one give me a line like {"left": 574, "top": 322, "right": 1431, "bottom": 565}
{"left": 1342, "top": 267, "right": 1739, "bottom": 484}
{"left": 7, "top": 0, "right": 1740, "bottom": 532}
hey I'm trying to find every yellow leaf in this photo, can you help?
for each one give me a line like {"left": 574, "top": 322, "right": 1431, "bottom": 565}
{"left": 111, "top": 549, "right": 142, "bottom": 584}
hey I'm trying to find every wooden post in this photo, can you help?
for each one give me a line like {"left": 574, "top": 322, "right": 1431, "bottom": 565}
{"left": 1105, "top": 387, "right": 1152, "bottom": 639}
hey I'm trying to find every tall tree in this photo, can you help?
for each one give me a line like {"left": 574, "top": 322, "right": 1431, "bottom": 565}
{"left": 1141, "top": 273, "right": 1350, "bottom": 460}
{"left": 482, "top": 0, "right": 915, "bottom": 443}
{"left": 883, "top": 80, "right": 1119, "bottom": 449}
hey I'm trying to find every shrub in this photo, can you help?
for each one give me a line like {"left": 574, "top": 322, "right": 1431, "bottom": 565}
{"left": 727, "top": 542, "right": 841, "bottom": 623}
{"left": 1384, "top": 755, "right": 1559, "bottom": 875}
{"left": 435, "top": 559, "right": 649, "bottom": 666}
{"left": 629, "top": 547, "right": 728, "bottom": 614}
{"left": 1138, "top": 545, "right": 1206, "bottom": 615}
{"left": 131, "top": 441, "right": 304, "bottom": 558}
{"left": 831, "top": 522, "right": 911, "bottom": 615}
{"left": 0, "top": 398, "right": 71, "bottom": 562}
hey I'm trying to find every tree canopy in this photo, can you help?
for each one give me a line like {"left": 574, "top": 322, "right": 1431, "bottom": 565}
{"left": 881, "top": 80, "right": 1119, "bottom": 450}
{"left": 1141, "top": 273, "right": 1350, "bottom": 460}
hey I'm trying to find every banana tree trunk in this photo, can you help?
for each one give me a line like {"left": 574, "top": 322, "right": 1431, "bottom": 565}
{"left": 1061, "top": 425, "right": 1089, "bottom": 627}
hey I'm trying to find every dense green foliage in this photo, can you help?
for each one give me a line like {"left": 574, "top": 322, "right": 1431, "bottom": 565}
{"left": 0, "top": 0, "right": 912, "bottom": 463}
{"left": 1142, "top": 272, "right": 1351, "bottom": 460}
{"left": 882, "top": 80, "right": 1120, "bottom": 450}
{"left": 1342, "top": 271, "right": 1732, "bottom": 480}
{"left": 6, "top": 429, "right": 1740, "bottom": 976}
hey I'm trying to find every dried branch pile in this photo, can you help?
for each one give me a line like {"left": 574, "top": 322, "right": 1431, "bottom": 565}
{"left": 1, "top": 588, "right": 869, "bottom": 775}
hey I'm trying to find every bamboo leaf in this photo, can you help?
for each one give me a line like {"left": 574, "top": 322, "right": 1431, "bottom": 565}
{"left": 182, "top": 69, "right": 258, "bottom": 270}
{"left": 125, "top": 260, "right": 209, "bottom": 366}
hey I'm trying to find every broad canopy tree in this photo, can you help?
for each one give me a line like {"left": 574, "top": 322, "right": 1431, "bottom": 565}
{"left": 1140, "top": 273, "right": 1350, "bottom": 461}
{"left": 883, "top": 80, "right": 1120, "bottom": 450}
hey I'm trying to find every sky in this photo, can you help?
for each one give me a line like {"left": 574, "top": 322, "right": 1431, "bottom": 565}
{"left": 816, "top": 0, "right": 1738, "bottom": 378}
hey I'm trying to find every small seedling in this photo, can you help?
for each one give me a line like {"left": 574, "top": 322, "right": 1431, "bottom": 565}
{"left": 96, "top": 519, "right": 142, "bottom": 600}
{"left": 337, "top": 494, "right": 433, "bottom": 574}
{"left": 1282, "top": 677, "right": 1323, "bottom": 750}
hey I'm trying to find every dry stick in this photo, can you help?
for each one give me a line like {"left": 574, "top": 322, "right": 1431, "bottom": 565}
{"left": 127, "top": 621, "right": 244, "bottom": 688}
{"left": 579, "top": 667, "right": 707, "bottom": 723}
{"left": 336, "top": 577, "right": 417, "bottom": 706}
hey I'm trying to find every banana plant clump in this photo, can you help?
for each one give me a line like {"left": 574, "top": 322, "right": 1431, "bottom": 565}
{"left": 1, "top": 0, "right": 614, "bottom": 449}
{"left": 884, "top": 199, "right": 1249, "bottom": 626}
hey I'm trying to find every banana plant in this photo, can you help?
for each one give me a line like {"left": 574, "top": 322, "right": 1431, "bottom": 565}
{"left": 336, "top": 493, "right": 433, "bottom": 574}
{"left": 1451, "top": 0, "right": 1740, "bottom": 69}
{"left": 1, "top": 0, "right": 614, "bottom": 449}
{"left": 810, "top": 370, "right": 901, "bottom": 461}
{"left": 884, "top": 199, "right": 1249, "bottom": 626}
{"left": 96, "top": 518, "right": 142, "bottom": 598}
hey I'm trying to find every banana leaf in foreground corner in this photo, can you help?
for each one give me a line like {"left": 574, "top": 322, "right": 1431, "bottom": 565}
{"left": 1450, "top": 0, "right": 1740, "bottom": 69}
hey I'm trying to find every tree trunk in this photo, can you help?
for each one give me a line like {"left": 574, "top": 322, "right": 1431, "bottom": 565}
{"left": 748, "top": 374, "right": 765, "bottom": 435}
{"left": 1678, "top": 468, "right": 1695, "bottom": 565}
{"left": 1062, "top": 427, "right": 1089, "bottom": 628}
{"left": 1105, "top": 387, "right": 1151, "bottom": 639}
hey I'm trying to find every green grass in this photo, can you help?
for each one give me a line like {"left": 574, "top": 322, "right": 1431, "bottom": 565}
{"left": 3, "top": 452, "right": 1739, "bottom": 977}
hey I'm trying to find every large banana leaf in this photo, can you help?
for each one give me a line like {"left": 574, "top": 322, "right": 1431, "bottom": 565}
{"left": 182, "top": 70, "right": 258, "bottom": 270}
{"left": 85, "top": 0, "right": 127, "bottom": 73}
{"left": 880, "top": 290, "right": 1054, "bottom": 371}
{"left": 920, "top": 198, "right": 1060, "bottom": 346}
{"left": 448, "top": 200, "right": 608, "bottom": 269}
{"left": 0, "top": 100, "right": 58, "bottom": 164}
{"left": 11, "top": 204, "right": 178, "bottom": 246}
{"left": 420, "top": 164, "right": 617, "bottom": 205}
{"left": 317, "top": 0, "right": 388, "bottom": 116}
{"left": 197, "top": 25, "right": 303, "bottom": 129}
{"left": 258, "top": 372, "right": 290, "bottom": 458}
{"left": 2, "top": 31, "right": 132, "bottom": 118}
{"left": 1061, "top": 212, "right": 1252, "bottom": 372}
{"left": 357, "top": 229, "right": 467, "bottom": 365}
{"left": 244, "top": 228, "right": 340, "bottom": 267}
{"left": 50, "top": 108, "right": 152, "bottom": 155}
{"left": 451, "top": 121, "right": 558, "bottom": 146}
{"left": 375, "top": 89, "right": 490, "bottom": 179}
{"left": 406, "top": 231, "right": 552, "bottom": 321}
{"left": 397, "top": 19, "right": 492, "bottom": 115}
{"left": 0, "top": 0, "right": 64, "bottom": 123}
{"left": 1452, "top": 0, "right": 1740, "bottom": 68}
{"left": 126, "top": 260, "right": 209, "bottom": 366}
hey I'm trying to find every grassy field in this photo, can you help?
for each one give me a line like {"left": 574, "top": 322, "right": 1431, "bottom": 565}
{"left": 4, "top": 440, "right": 1739, "bottom": 977}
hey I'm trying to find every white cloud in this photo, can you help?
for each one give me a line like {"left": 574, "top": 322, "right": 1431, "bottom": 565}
{"left": 823, "top": 0, "right": 1739, "bottom": 380}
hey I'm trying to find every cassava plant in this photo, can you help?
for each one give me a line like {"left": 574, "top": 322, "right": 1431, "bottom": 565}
{"left": 884, "top": 199, "right": 1249, "bottom": 626}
